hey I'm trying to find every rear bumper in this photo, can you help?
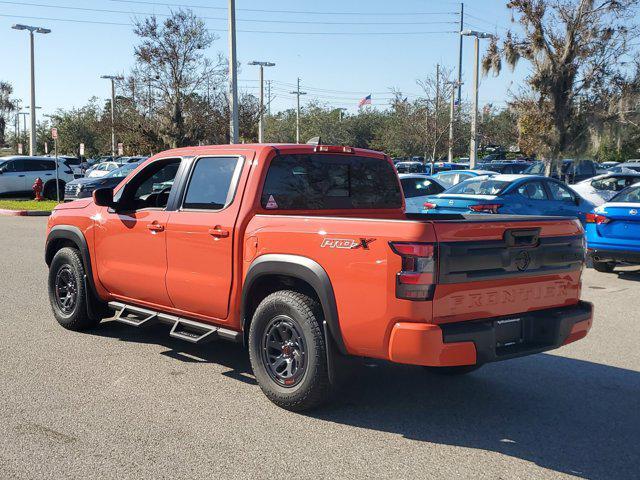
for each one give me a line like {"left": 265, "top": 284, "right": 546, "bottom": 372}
{"left": 588, "top": 248, "right": 640, "bottom": 264}
{"left": 388, "top": 301, "right": 593, "bottom": 367}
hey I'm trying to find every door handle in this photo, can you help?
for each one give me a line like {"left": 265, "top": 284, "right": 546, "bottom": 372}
{"left": 208, "top": 226, "right": 229, "bottom": 238}
{"left": 18, "top": 174, "right": 25, "bottom": 177}
{"left": 147, "top": 223, "right": 165, "bottom": 232}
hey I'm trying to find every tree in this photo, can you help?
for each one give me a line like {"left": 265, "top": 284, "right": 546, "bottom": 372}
{"left": 132, "top": 9, "right": 225, "bottom": 148}
{"left": 484, "top": 0, "right": 639, "bottom": 171}
{"left": 0, "top": 81, "right": 17, "bottom": 146}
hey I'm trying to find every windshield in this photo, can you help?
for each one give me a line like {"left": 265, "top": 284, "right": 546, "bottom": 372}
{"left": 611, "top": 185, "right": 640, "bottom": 203}
{"left": 105, "top": 163, "right": 138, "bottom": 179}
{"left": 446, "top": 178, "right": 510, "bottom": 195}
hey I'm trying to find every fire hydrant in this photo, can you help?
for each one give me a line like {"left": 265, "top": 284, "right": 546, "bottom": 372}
{"left": 33, "top": 177, "right": 44, "bottom": 201}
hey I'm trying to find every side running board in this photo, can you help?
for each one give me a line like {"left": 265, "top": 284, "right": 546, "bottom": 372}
{"left": 108, "top": 302, "right": 242, "bottom": 345}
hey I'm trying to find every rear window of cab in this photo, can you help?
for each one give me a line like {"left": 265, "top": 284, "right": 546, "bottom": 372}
{"left": 261, "top": 154, "right": 402, "bottom": 210}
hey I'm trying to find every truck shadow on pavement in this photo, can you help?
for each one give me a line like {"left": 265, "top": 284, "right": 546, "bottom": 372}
{"left": 93, "top": 319, "right": 638, "bottom": 480}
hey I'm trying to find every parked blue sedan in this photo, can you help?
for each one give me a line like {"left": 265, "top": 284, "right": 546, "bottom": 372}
{"left": 422, "top": 174, "right": 595, "bottom": 222}
{"left": 586, "top": 182, "right": 640, "bottom": 272}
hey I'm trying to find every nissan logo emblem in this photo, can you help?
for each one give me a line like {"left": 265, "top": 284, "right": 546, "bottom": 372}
{"left": 515, "top": 251, "right": 531, "bottom": 271}
{"left": 630, "top": 209, "right": 638, "bottom": 215}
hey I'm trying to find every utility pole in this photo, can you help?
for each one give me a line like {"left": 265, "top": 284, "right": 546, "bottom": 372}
{"left": 457, "top": 3, "right": 464, "bottom": 106}
{"left": 290, "top": 77, "right": 307, "bottom": 143}
{"left": 248, "top": 61, "right": 276, "bottom": 143}
{"left": 19, "top": 112, "right": 29, "bottom": 137}
{"left": 446, "top": 81, "right": 462, "bottom": 162}
{"left": 12, "top": 24, "right": 51, "bottom": 155}
{"left": 338, "top": 108, "right": 347, "bottom": 122}
{"left": 266, "top": 80, "right": 272, "bottom": 116}
{"left": 433, "top": 63, "right": 440, "bottom": 163}
{"left": 461, "top": 30, "right": 494, "bottom": 169}
{"left": 100, "top": 75, "right": 124, "bottom": 158}
{"left": 228, "top": 0, "right": 239, "bottom": 143}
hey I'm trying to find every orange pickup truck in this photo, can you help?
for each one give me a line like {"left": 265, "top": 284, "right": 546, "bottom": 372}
{"left": 45, "top": 144, "right": 593, "bottom": 410}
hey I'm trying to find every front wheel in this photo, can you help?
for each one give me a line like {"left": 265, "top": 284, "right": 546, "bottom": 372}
{"left": 248, "top": 290, "right": 331, "bottom": 411}
{"left": 48, "top": 247, "right": 100, "bottom": 331}
{"left": 592, "top": 260, "right": 616, "bottom": 273}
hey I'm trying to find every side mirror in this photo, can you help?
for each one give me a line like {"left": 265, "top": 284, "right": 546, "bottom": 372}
{"left": 574, "top": 196, "right": 581, "bottom": 206}
{"left": 93, "top": 187, "right": 115, "bottom": 208}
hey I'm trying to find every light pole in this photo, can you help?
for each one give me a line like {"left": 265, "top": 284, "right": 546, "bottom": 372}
{"left": 12, "top": 24, "right": 50, "bottom": 156}
{"left": 248, "top": 61, "right": 275, "bottom": 143}
{"left": 100, "top": 75, "right": 124, "bottom": 158}
{"left": 228, "top": 0, "right": 239, "bottom": 143}
{"left": 290, "top": 77, "right": 307, "bottom": 144}
{"left": 461, "top": 29, "right": 495, "bottom": 169}
{"left": 446, "top": 81, "right": 463, "bottom": 162}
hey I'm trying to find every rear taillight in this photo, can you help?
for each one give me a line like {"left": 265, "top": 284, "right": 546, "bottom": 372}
{"left": 469, "top": 203, "right": 502, "bottom": 214}
{"left": 314, "top": 145, "right": 354, "bottom": 154}
{"left": 423, "top": 202, "right": 437, "bottom": 210}
{"left": 585, "top": 213, "right": 610, "bottom": 224}
{"left": 389, "top": 242, "right": 436, "bottom": 301}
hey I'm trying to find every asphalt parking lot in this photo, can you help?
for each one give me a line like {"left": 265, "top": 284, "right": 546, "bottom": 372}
{"left": 1, "top": 216, "right": 639, "bottom": 480}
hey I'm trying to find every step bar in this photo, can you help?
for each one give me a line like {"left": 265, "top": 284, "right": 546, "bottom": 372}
{"left": 108, "top": 302, "right": 242, "bottom": 344}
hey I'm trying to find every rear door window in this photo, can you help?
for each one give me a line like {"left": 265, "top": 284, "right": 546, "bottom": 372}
{"left": 261, "top": 154, "right": 402, "bottom": 209}
{"left": 547, "top": 181, "right": 575, "bottom": 201}
{"left": 517, "top": 181, "right": 548, "bottom": 200}
{"left": 182, "top": 156, "right": 242, "bottom": 210}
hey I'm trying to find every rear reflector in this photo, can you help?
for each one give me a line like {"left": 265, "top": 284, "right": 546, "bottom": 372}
{"left": 390, "top": 242, "right": 436, "bottom": 301}
{"left": 469, "top": 203, "right": 502, "bottom": 214}
{"left": 585, "top": 213, "right": 610, "bottom": 224}
{"left": 314, "top": 145, "right": 354, "bottom": 154}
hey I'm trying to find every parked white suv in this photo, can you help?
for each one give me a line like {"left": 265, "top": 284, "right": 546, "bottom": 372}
{"left": 0, "top": 156, "right": 74, "bottom": 199}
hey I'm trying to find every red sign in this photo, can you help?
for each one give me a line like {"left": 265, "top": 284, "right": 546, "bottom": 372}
{"left": 51, "top": 127, "right": 58, "bottom": 139}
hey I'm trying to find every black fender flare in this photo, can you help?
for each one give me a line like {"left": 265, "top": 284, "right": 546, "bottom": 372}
{"left": 45, "top": 225, "right": 102, "bottom": 319}
{"left": 242, "top": 254, "right": 347, "bottom": 355}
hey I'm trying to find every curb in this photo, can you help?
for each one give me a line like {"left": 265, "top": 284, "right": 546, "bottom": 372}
{"left": 0, "top": 209, "right": 51, "bottom": 217}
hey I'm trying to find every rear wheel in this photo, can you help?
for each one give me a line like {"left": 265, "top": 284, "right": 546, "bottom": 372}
{"left": 592, "top": 260, "right": 616, "bottom": 273}
{"left": 248, "top": 290, "right": 331, "bottom": 411}
{"left": 48, "top": 247, "right": 100, "bottom": 331}
{"left": 424, "top": 364, "right": 483, "bottom": 376}
{"left": 43, "top": 180, "right": 65, "bottom": 200}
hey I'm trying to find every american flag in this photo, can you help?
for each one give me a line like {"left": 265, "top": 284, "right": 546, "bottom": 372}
{"left": 358, "top": 94, "right": 372, "bottom": 107}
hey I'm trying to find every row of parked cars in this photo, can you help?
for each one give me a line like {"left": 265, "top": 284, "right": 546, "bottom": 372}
{"left": 0, "top": 154, "right": 148, "bottom": 200}
{"left": 398, "top": 161, "right": 640, "bottom": 273}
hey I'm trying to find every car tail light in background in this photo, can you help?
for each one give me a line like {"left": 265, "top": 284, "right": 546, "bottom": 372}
{"left": 585, "top": 213, "right": 610, "bottom": 224}
{"left": 469, "top": 203, "right": 502, "bottom": 214}
{"left": 389, "top": 242, "right": 436, "bottom": 301}
{"left": 423, "top": 202, "right": 437, "bottom": 210}
{"left": 314, "top": 145, "right": 354, "bottom": 154}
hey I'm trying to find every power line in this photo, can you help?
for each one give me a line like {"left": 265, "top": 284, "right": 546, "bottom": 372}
{"left": 0, "top": 13, "right": 456, "bottom": 35}
{"left": 109, "top": 0, "right": 458, "bottom": 16}
{"left": 0, "top": 1, "right": 458, "bottom": 25}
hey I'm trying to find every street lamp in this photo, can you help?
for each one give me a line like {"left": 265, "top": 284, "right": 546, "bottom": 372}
{"left": 12, "top": 23, "right": 51, "bottom": 156}
{"left": 248, "top": 61, "right": 276, "bottom": 143}
{"left": 461, "top": 29, "right": 495, "bottom": 168}
{"left": 100, "top": 74, "right": 124, "bottom": 157}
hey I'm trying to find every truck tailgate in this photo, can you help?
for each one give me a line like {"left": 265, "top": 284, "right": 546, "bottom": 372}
{"left": 431, "top": 216, "right": 585, "bottom": 324}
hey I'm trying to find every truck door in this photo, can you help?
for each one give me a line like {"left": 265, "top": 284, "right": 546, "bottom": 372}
{"left": 93, "top": 158, "right": 182, "bottom": 308}
{"left": 165, "top": 154, "right": 249, "bottom": 321}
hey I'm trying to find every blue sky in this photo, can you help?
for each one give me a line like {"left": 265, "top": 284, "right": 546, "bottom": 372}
{"left": 1, "top": 0, "right": 528, "bottom": 119}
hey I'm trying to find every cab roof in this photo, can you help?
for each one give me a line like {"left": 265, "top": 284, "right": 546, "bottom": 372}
{"left": 149, "top": 143, "right": 387, "bottom": 160}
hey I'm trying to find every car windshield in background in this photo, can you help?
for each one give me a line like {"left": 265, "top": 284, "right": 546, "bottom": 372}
{"left": 105, "top": 163, "right": 138, "bottom": 179}
{"left": 261, "top": 154, "right": 402, "bottom": 209}
{"left": 446, "top": 178, "right": 511, "bottom": 195}
{"left": 611, "top": 185, "right": 640, "bottom": 203}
